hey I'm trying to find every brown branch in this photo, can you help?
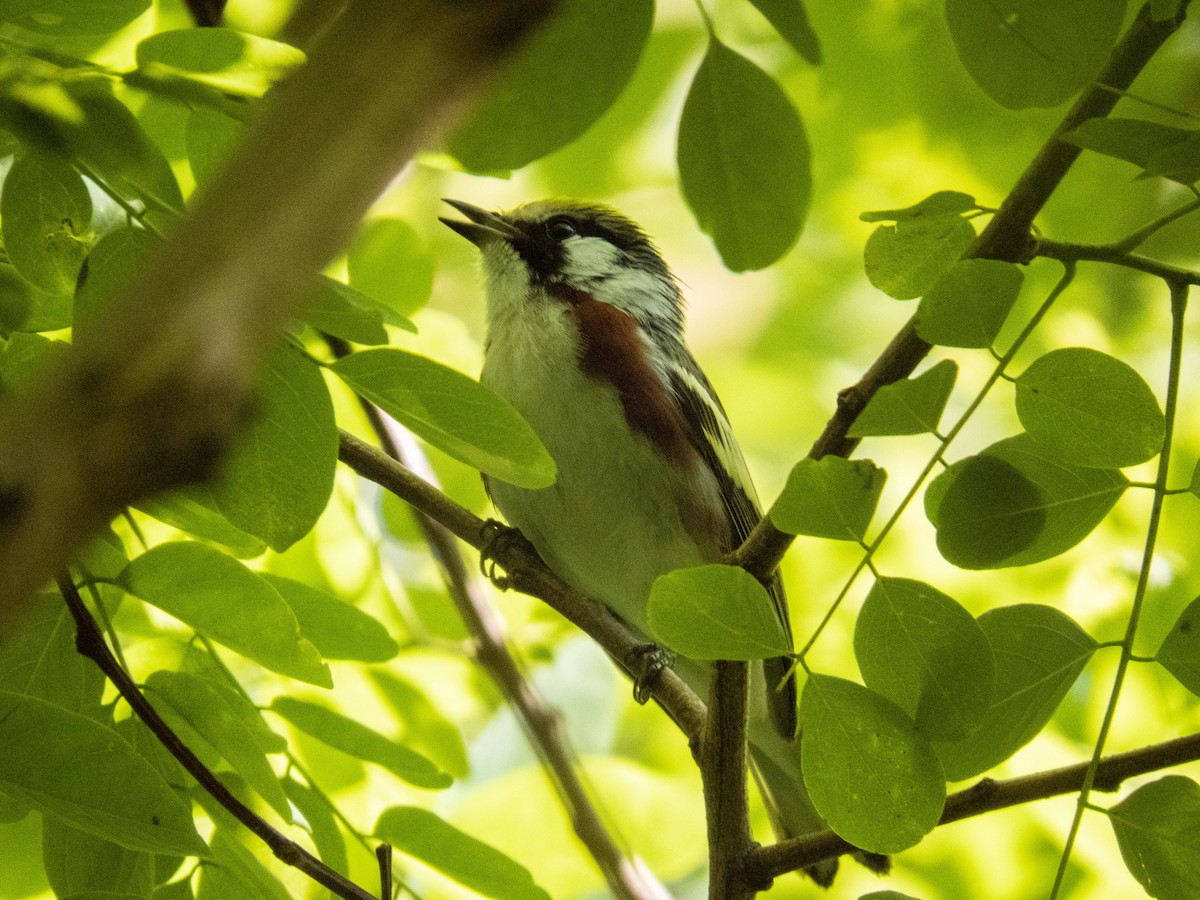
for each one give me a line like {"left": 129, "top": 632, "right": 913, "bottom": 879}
{"left": 745, "top": 730, "right": 1200, "bottom": 882}
{"left": 0, "top": 0, "right": 556, "bottom": 634}
{"left": 729, "top": 1, "right": 1191, "bottom": 582}
{"left": 336, "top": 429, "right": 708, "bottom": 746}
{"left": 326, "top": 338, "right": 670, "bottom": 900}
{"left": 1035, "top": 237, "right": 1200, "bottom": 287}
{"left": 56, "top": 574, "right": 379, "bottom": 900}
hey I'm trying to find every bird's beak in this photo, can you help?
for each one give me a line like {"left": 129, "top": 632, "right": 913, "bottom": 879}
{"left": 439, "top": 199, "right": 522, "bottom": 248}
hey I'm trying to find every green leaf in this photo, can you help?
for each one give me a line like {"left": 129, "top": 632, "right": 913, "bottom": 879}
{"left": 0, "top": 691, "right": 206, "bottom": 856}
{"left": 209, "top": 346, "right": 338, "bottom": 552}
{"left": 42, "top": 817, "right": 155, "bottom": 899}
{"left": 848, "top": 360, "right": 957, "bottom": 437}
{"left": 375, "top": 806, "right": 550, "bottom": 900}
{"left": 1, "top": 264, "right": 71, "bottom": 332}
{"left": 0, "top": 263, "right": 33, "bottom": 331}
{"left": 860, "top": 191, "right": 978, "bottom": 223}
{"left": 0, "top": 590, "right": 104, "bottom": 717}
{"left": 1015, "top": 347, "right": 1165, "bottom": 469}
{"left": 329, "top": 348, "right": 555, "bottom": 489}
{"left": 1110, "top": 776, "right": 1200, "bottom": 899}
{"left": 262, "top": 574, "right": 399, "bottom": 663}
{"left": 270, "top": 696, "right": 451, "bottom": 790}
{"left": 1156, "top": 596, "right": 1200, "bottom": 698}
{"left": 647, "top": 564, "right": 790, "bottom": 660}
{"left": 929, "top": 434, "right": 1128, "bottom": 569}
{"left": 1064, "top": 117, "right": 1200, "bottom": 184}
{"left": 801, "top": 675, "right": 945, "bottom": 853}
{"left": 301, "top": 276, "right": 415, "bottom": 347}
{"left": 860, "top": 893, "right": 925, "bottom": 900}
{"left": 934, "top": 604, "right": 1096, "bottom": 780}
{"left": 447, "top": 0, "right": 652, "bottom": 172}
{"left": 678, "top": 38, "right": 810, "bottom": 271}
{"left": 144, "top": 670, "right": 291, "bottom": 821}
{"left": 371, "top": 670, "right": 470, "bottom": 779}
{"left": 281, "top": 777, "right": 348, "bottom": 876}
{"left": 134, "top": 29, "right": 305, "bottom": 100}
{"left": 197, "top": 829, "right": 290, "bottom": 900}
{"left": 854, "top": 577, "right": 993, "bottom": 741}
{"left": 945, "top": 0, "right": 1125, "bottom": 109}
{"left": 0, "top": 0, "right": 149, "bottom": 34}
{"left": 133, "top": 485, "right": 267, "bottom": 558}
{"left": 347, "top": 218, "right": 434, "bottom": 318}
{"left": 1, "top": 151, "right": 92, "bottom": 294}
{"left": 916, "top": 258, "right": 1024, "bottom": 348}
{"left": 864, "top": 214, "right": 976, "bottom": 300}
{"left": 74, "top": 226, "right": 157, "bottom": 340}
{"left": 118, "top": 542, "right": 331, "bottom": 687}
{"left": 770, "top": 455, "right": 886, "bottom": 541}
{"left": 185, "top": 106, "right": 242, "bottom": 186}
{"left": 748, "top": 0, "right": 822, "bottom": 64}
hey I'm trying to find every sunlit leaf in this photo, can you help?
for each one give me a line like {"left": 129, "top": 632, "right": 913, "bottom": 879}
{"left": 1, "top": 151, "right": 91, "bottom": 295}
{"left": 376, "top": 806, "right": 551, "bottom": 900}
{"left": 0, "top": 0, "right": 149, "bottom": 34}
{"left": 347, "top": 218, "right": 434, "bottom": 318}
{"left": 648, "top": 564, "right": 790, "bottom": 660}
{"left": 801, "top": 675, "right": 945, "bottom": 853}
{"left": 118, "top": 542, "right": 331, "bottom": 687}
{"left": 270, "top": 696, "right": 451, "bottom": 790}
{"left": 448, "top": 0, "right": 653, "bottom": 172}
{"left": 1110, "top": 776, "right": 1200, "bottom": 899}
{"left": 929, "top": 434, "right": 1128, "bottom": 569}
{"left": 770, "top": 456, "right": 886, "bottom": 541}
{"left": 855, "top": 577, "right": 993, "bottom": 740}
{"left": 135, "top": 29, "right": 305, "bottom": 100}
{"left": 916, "top": 259, "right": 1024, "bottom": 348}
{"left": 134, "top": 485, "right": 267, "bottom": 558}
{"left": 197, "top": 829, "right": 289, "bottom": 900}
{"left": 282, "top": 776, "right": 348, "bottom": 876}
{"left": 1015, "top": 347, "right": 1165, "bottom": 468}
{"left": 209, "top": 346, "right": 338, "bottom": 552}
{"left": 864, "top": 214, "right": 976, "bottom": 300}
{"left": 330, "top": 348, "right": 555, "bottom": 489}
{"left": 371, "top": 670, "right": 470, "bottom": 780}
{"left": 945, "top": 0, "right": 1125, "bottom": 109}
{"left": 849, "top": 360, "right": 957, "bottom": 436}
{"left": 0, "top": 691, "right": 206, "bottom": 856}
{"left": 678, "top": 38, "right": 810, "bottom": 271}
{"left": 934, "top": 604, "right": 1096, "bottom": 780}
{"left": 263, "top": 574, "right": 399, "bottom": 663}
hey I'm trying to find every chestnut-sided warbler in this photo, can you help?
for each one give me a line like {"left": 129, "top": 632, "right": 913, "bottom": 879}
{"left": 442, "top": 198, "right": 845, "bottom": 884}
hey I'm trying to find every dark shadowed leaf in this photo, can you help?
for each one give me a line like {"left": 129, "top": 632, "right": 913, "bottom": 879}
{"left": 42, "top": 818, "right": 154, "bottom": 899}
{"left": 648, "top": 564, "right": 790, "bottom": 660}
{"left": 330, "top": 348, "right": 555, "bottom": 489}
{"left": 0, "top": 0, "right": 149, "bottom": 34}
{"left": 864, "top": 215, "right": 976, "bottom": 300}
{"left": 302, "top": 275, "right": 416, "bottom": 346}
{"left": 376, "top": 806, "right": 551, "bottom": 900}
{"left": 1065, "top": 117, "right": 1200, "bottom": 184}
{"left": 73, "top": 226, "right": 157, "bottom": 340}
{"left": 770, "top": 456, "right": 886, "bottom": 541}
{"left": 748, "top": 0, "right": 822, "bottom": 64}
{"left": 118, "top": 542, "right": 331, "bottom": 687}
{"left": 1110, "top": 776, "right": 1200, "bottom": 899}
{"left": 854, "top": 577, "right": 993, "bottom": 741}
{"left": 1157, "top": 596, "right": 1200, "bottom": 698}
{"left": 678, "top": 38, "right": 810, "bottom": 271}
{"left": 448, "top": 0, "right": 653, "bottom": 172}
{"left": 1015, "top": 347, "right": 1165, "bottom": 469}
{"left": 801, "top": 675, "right": 944, "bottom": 853}
{"left": 916, "top": 258, "right": 1024, "bottom": 348}
{"left": 849, "top": 360, "right": 958, "bottom": 436}
{"left": 945, "top": 0, "right": 1125, "bottom": 109}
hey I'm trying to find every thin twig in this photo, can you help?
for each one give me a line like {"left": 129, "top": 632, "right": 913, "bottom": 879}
{"left": 1035, "top": 237, "right": 1200, "bottom": 286}
{"left": 746, "top": 729, "right": 1200, "bottom": 882}
{"left": 729, "top": 1, "right": 1192, "bottom": 583}
{"left": 327, "top": 338, "right": 670, "bottom": 900}
{"left": 55, "top": 574, "right": 380, "bottom": 900}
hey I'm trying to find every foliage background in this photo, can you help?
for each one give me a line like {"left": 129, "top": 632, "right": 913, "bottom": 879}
{"left": 1, "top": 0, "right": 1199, "bottom": 898}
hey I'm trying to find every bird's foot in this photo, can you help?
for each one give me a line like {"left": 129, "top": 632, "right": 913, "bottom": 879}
{"left": 478, "top": 519, "right": 528, "bottom": 590}
{"left": 625, "top": 642, "right": 675, "bottom": 704}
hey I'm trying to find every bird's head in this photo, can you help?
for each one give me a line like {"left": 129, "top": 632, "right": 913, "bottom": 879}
{"left": 440, "top": 198, "right": 685, "bottom": 335}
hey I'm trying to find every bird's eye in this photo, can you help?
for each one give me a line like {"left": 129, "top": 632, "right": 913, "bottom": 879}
{"left": 546, "top": 217, "right": 577, "bottom": 241}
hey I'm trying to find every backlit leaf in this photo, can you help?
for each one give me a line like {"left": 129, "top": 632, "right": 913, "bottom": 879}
{"left": 1, "top": 151, "right": 91, "bottom": 295}
{"left": 849, "top": 360, "right": 957, "bottom": 437}
{"left": 860, "top": 191, "right": 978, "bottom": 223}
{"left": 347, "top": 218, "right": 434, "bottom": 318}
{"left": 1157, "top": 596, "right": 1200, "bottom": 698}
{"left": 1064, "top": 117, "right": 1200, "bottom": 184}
{"left": 1110, "top": 776, "right": 1200, "bottom": 899}
{"left": 263, "top": 574, "right": 398, "bottom": 663}
{"left": 135, "top": 29, "right": 305, "bottom": 100}
{"left": 770, "top": 456, "right": 886, "bottom": 541}
{"left": 864, "top": 215, "right": 976, "bottom": 300}
{"left": 748, "top": 0, "right": 822, "bottom": 64}
{"left": 916, "top": 258, "right": 1024, "bottom": 348}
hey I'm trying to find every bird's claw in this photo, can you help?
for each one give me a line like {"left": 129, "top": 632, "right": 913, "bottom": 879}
{"left": 478, "top": 519, "right": 522, "bottom": 590}
{"left": 626, "top": 643, "right": 675, "bottom": 704}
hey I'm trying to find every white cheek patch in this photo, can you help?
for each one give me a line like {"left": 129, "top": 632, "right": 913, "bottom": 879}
{"left": 563, "top": 236, "right": 622, "bottom": 283}
{"left": 565, "top": 237, "right": 678, "bottom": 322}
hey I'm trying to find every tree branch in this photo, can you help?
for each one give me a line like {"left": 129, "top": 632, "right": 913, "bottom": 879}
{"left": 729, "top": 1, "right": 1191, "bottom": 582}
{"left": 1035, "top": 237, "right": 1200, "bottom": 287}
{"left": 56, "top": 574, "right": 379, "bottom": 900}
{"left": 335, "top": 429, "right": 708, "bottom": 746}
{"left": 745, "top": 730, "right": 1200, "bottom": 882}
{"left": 0, "top": 0, "right": 556, "bottom": 633}
{"left": 326, "top": 338, "right": 671, "bottom": 900}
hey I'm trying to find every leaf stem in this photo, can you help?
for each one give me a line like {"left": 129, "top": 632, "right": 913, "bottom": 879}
{"left": 1047, "top": 280, "right": 1189, "bottom": 899}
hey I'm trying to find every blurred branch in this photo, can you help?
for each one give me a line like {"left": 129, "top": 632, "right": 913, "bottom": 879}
{"left": 56, "top": 574, "right": 380, "bottom": 900}
{"left": 336, "top": 429, "right": 708, "bottom": 747}
{"left": 746, "top": 730, "right": 1200, "bottom": 882}
{"left": 183, "top": 0, "right": 225, "bottom": 27}
{"left": 0, "top": 0, "right": 556, "bottom": 634}
{"left": 326, "top": 338, "right": 672, "bottom": 900}
{"left": 730, "top": 1, "right": 1191, "bottom": 582}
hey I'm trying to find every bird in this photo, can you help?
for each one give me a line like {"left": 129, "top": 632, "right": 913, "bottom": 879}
{"left": 441, "top": 197, "right": 850, "bottom": 885}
